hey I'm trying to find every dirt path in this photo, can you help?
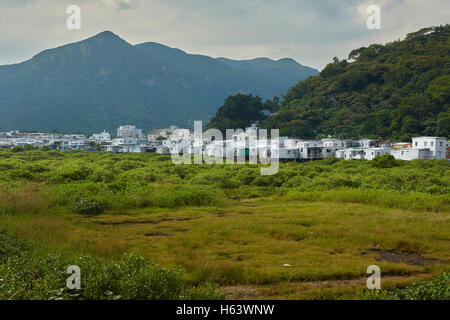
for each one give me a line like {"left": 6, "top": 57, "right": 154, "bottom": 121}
{"left": 220, "top": 274, "right": 430, "bottom": 299}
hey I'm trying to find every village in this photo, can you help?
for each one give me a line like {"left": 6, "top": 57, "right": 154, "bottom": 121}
{"left": 0, "top": 124, "right": 449, "bottom": 161}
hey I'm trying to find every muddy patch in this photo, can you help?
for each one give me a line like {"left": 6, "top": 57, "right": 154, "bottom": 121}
{"left": 221, "top": 286, "right": 261, "bottom": 299}
{"left": 95, "top": 220, "right": 159, "bottom": 226}
{"left": 144, "top": 228, "right": 188, "bottom": 237}
{"left": 94, "top": 217, "right": 199, "bottom": 226}
{"left": 375, "top": 250, "right": 438, "bottom": 266}
{"left": 144, "top": 232, "right": 169, "bottom": 237}
{"left": 237, "top": 210, "right": 255, "bottom": 215}
{"left": 260, "top": 274, "right": 428, "bottom": 298}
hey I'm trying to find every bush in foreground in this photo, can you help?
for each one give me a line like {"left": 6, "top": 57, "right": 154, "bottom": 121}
{"left": 0, "top": 252, "right": 224, "bottom": 300}
{"left": 357, "top": 273, "right": 450, "bottom": 300}
{"left": 392, "top": 273, "right": 449, "bottom": 300}
{"left": 0, "top": 228, "right": 223, "bottom": 300}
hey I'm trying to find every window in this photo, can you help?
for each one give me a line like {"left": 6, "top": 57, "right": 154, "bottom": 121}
{"left": 424, "top": 142, "right": 427, "bottom": 147}
{"left": 440, "top": 142, "right": 443, "bottom": 147}
{"left": 431, "top": 142, "right": 434, "bottom": 147}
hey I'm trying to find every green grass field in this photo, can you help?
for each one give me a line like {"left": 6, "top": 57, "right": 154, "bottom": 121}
{"left": 0, "top": 149, "right": 449, "bottom": 299}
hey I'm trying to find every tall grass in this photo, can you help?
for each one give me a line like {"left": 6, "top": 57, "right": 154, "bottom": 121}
{"left": 282, "top": 188, "right": 450, "bottom": 212}
{"left": 0, "top": 183, "right": 49, "bottom": 215}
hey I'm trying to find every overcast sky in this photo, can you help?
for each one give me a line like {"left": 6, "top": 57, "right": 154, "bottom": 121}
{"left": 0, "top": 0, "right": 448, "bottom": 70}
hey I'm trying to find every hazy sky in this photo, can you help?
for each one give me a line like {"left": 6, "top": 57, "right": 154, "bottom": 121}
{"left": 0, "top": 0, "right": 448, "bottom": 70}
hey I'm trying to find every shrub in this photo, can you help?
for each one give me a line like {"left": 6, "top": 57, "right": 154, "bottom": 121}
{"left": 252, "top": 175, "right": 283, "bottom": 187}
{"left": 371, "top": 154, "right": 400, "bottom": 168}
{"left": 0, "top": 228, "right": 29, "bottom": 264}
{"left": 284, "top": 175, "right": 306, "bottom": 188}
{"left": 0, "top": 251, "right": 223, "bottom": 300}
{"left": 72, "top": 198, "right": 108, "bottom": 215}
{"left": 234, "top": 168, "right": 259, "bottom": 185}
{"left": 357, "top": 273, "right": 450, "bottom": 300}
{"left": 392, "top": 273, "right": 450, "bottom": 300}
{"left": 190, "top": 171, "right": 241, "bottom": 188}
{"left": 150, "top": 186, "right": 218, "bottom": 208}
{"left": 11, "top": 146, "right": 23, "bottom": 153}
{"left": 52, "top": 166, "right": 92, "bottom": 183}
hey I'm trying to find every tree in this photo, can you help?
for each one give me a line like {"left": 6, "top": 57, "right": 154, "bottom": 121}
{"left": 206, "top": 94, "right": 268, "bottom": 134}
{"left": 372, "top": 154, "right": 400, "bottom": 168}
{"left": 264, "top": 96, "right": 281, "bottom": 113}
{"left": 437, "top": 112, "right": 450, "bottom": 136}
{"left": 427, "top": 75, "right": 450, "bottom": 104}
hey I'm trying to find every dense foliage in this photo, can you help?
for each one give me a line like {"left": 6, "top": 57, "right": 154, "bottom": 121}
{"left": 393, "top": 273, "right": 449, "bottom": 300}
{"left": 359, "top": 273, "right": 449, "bottom": 300}
{"left": 262, "top": 25, "right": 450, "bottom": 140}
{"left": 0, "top": 228, "right": 28, "bottom": 264}
{"left": 0, "top": 150, "right": 448, "bottom": 215}
{"left": 206, "top": 94, "right": 270, "bottom": 133}
{"left": 0, "top": 227, "right": 222, "bottom": 300}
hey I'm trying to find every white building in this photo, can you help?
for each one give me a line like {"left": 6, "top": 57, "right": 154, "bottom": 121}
{"left": 148, "top": 125, "right": 181, "bottom": 141}
{"left": 63, "top": 134, "right": 86, "bottom": 140}
{"left": 204, "top": 140, "right": 233, "bottom": 159}
{"left": 412, "top": 137, "right": 447, "bottom": 160}
{"left": 344, "top": 148, "right": 364, "bottom": 160}
{"left": 335, "top": 149, "right": 345, "bottom": 159}
{"left": 363, "top": 147, "right": 392, "bottom": 161}
{"left": 90, "top": 130, "right": 111, "bottom": 142}
{"left": 168, "top": 139, "right": 191, "bottom": 155}
{"left": 322, "top": 138, "right": 344, "bottom": 150}
{"left": 117, "top": 125, "right": 144, "bottom": 139}
{"left": 447, "top": 141, "right": 450, "bottom": 160}
{"left": 298, "top": 140, "right": 324, "bottom": 160}
{"left": 268, "top": 138, "right": 297, "bottom": 161}
{"left": 391, "top": 148, "right": 431, "bottom": 161}
{"left": 358, "top": 139, "right": 376, "bottom": 149}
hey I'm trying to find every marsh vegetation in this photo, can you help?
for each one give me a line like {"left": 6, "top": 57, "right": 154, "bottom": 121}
{"left": 0, "top": 149, "right": 448, "bottom": 299}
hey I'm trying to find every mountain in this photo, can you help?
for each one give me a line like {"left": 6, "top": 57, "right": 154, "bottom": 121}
{"left": 262, "top": 25, "right": 450, "bottom": 140}
{"left": 0, "top": 31, "right": 318, "bottom": 133}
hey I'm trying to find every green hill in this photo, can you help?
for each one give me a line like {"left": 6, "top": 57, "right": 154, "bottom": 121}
{"left": 262, "top": 25, "right": 450, "bottom": 140}
{"left": 0, "top": 31, "right": 318, "bottom": 134}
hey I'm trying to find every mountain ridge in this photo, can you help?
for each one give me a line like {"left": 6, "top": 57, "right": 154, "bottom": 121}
{"left": 0, "top": 31, "right": 318, "bottom": 133}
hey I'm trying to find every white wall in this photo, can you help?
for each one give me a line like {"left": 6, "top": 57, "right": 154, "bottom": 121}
{"left": 391, "top": 148, "right": 430, "bottom": 161}
{"left": 412, "top": 137, "right": 447, "bottom": 160}
{"left": 364, "top": 148, "right": 391, "bottom": 161}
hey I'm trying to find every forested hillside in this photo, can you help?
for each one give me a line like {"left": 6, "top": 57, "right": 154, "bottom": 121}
{"left": 262, "top": 25, "right": 450, "bottom": 140}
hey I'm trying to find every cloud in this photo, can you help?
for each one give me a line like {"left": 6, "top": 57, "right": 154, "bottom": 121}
{"left": 0, "top": 0, "right": 448, "bottom": 69}
{"left": 98, "top": 0, "right": 143, "bottom": 10}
